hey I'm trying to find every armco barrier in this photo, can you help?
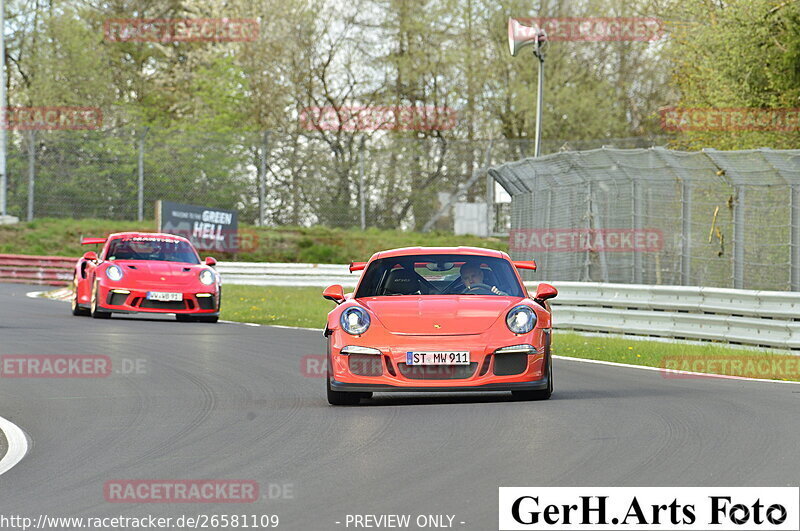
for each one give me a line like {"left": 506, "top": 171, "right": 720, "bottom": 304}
{"left": 2, "top": 257, "right": 798, "bottom": 349}
{"left": 536, "top": 281, "right": 800, "bottom": 350}
{"left": 215, "top": 262, "right": 356, "bottom": 287}
{"left": 0, "top": 254, "right": 74, "bottom": 285}
{"left": 218, "top": 264, "right": 800, "bottom": 349}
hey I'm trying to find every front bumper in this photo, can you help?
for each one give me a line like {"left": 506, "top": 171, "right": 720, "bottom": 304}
{"left": 329, "top": 377, "right": 549, "bottom": 393}
{"left": 328, "top": 328, "right": 550, "bottom": 390}
{"left": 96, "top": 284, "right": 219, "bottom": 314}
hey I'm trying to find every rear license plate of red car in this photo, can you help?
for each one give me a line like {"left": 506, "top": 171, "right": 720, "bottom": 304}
{"left": 147, "top": 291, "right": 183, "bottom": 302}
{"left": 406, "top": 351, "right": 470, "bottom": 365}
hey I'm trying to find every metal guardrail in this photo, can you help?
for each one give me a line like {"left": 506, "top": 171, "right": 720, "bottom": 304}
{"left": 0, "top": 254, "right": 73, "bottom": 285}
{"left": 550, "top": 282, "right": 800, "bottom": 350}
{"left": 219, "top": 263, "right": 800, "bottom": 350}
{"left": 1, "top": 257, "right": 796, "bottom": 349}
{"left": 216, "top": 262, "right": 358, "bottom": 288}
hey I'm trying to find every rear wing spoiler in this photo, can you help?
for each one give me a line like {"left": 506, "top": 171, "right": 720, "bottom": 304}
{"left": 513, "top": 260, "right": 537, "bottom": 271}
{"left": 81, "top": 237, "right": 107, "bottom": 246}
{"left": 349, "top": 262, "right": 367, "bottom": 273}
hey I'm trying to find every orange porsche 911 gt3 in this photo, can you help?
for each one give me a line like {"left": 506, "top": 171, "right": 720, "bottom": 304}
{"left": 322, "top": 247, "right": 558, "bottom": 405}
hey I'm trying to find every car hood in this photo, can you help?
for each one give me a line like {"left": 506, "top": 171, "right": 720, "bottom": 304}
{"left": 359, "top": 296, "right": 523, "bottom": 335}
{"left": 108, "top": 260, "right": 206, "bottom": 285}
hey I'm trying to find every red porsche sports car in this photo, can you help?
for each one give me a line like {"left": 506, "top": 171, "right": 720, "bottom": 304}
{"left": 71, "top": 232, "right": 221, "bottom": 322}
{"left": 322, "top": 247, "right": 558, "bottom": 405}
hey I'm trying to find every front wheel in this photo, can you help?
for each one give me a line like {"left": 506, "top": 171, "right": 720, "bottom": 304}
{"left": 327, "top": 378, "right": 370, "bottom": 405}
{"left": 512, "top": 356, "right": 553, "bottom": 401}
{"left": 71, "top": 285, "right": 90, "bottom": 316}
{"left": 90, "top": 281, "right": 111, "bottom": 319}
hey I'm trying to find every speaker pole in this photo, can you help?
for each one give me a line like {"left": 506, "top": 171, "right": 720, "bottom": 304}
{"left": 533, "top": 35, "right": 545, "bottom": 158}
{"left": 508, "top": 18, "right": 547, "bottom": 158}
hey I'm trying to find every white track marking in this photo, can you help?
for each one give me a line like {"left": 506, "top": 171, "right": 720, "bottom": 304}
{"left": 0, "top": 416, "right": 30, "bottom": 476}
{"left": 222, "top": 321, "right": 800, "bottom": 385}
{"left": 554, "top": 355, "right": 800, "bottom": 386}
{"left": 29, "top": 291, "right": 798, "bottom": 385}
{"left": 268, "top": 324, "right": 320, "bottom": 332}
{"left": 220, "top": 320, "right": 320, "bottom": 332}
{"left": 26, "top": 289, "right": 71, "bottom": 302}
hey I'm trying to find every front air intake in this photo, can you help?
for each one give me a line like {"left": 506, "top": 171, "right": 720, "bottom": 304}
{"left": 493, "top": 353, "right": 528, "bottom": 376}
{"left": 397, "top": 363, "right": 478, "bottom": 380}
{"left": 349, "top": 354, "right": 383, "bottom": 376}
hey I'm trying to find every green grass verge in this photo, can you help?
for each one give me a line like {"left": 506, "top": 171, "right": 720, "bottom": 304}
{"left": 0, "top": 218, "right": 507, "bottom": 263}
{"left": 221, "top": 285, "right": 799, "bottom": 382}
{"left": 221, "top": 285, "right": 329, "bottom": 329}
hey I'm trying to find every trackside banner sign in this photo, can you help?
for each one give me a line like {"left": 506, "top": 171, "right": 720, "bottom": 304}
{"left": 499, "top": 488, "right": 799, "bottom": 530}
{"left": 157, "top": 200, "right": 239, "bottom": 253}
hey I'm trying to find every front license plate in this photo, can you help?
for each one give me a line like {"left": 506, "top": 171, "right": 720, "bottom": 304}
{"left": 147, "top": 291, "right": 183, "bottom": 302}
{"left": 406, "top": 351, "right": 470, "bottom": 365}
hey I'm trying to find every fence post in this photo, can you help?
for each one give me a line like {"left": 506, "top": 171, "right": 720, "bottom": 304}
{"left": 259, "top": 131, "right": 269, "bottom": 226}
{"left": 792, "top": 184, "right": 800, "bottom": 291}
{"left": 681, "top": 180, "right": 692, "bottom": 285}
{"left": 359, "top": 141, "right": 366, "bottom": 230}
{"left": 486, "top": 144, "right": 495, "bottom": 235}
{"left": 632, "top": 178, "right": 643, "bottom": 284}
{"left": 137, "top": 128, "right": 147, "bottom": 222}
{"left": 588, "top": 181, "right": 609, "bottom": 282}
{"left": 27, "top": 130, "right": 35, "bottom": 221}
{"left": 733, "top": 186, "right": 745, "bottom": 289}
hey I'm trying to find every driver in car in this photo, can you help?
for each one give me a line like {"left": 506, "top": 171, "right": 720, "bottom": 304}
{"left": 130, "top": 240, "right": 161, "bottom": 260}
{"left": 460, "top": 262, "right": 507, "bottom": 295}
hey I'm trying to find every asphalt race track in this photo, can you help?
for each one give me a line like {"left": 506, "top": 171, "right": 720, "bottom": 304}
{"left": 1, "top": 282, "right": 799, "bottom": 530}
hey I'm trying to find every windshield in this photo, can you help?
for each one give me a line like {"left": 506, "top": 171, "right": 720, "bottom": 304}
{"left": 105, "top": 237, "right": 200, "bottom": 264}
{"left": 355, "top": 254, "right": 525, "bottom": 298}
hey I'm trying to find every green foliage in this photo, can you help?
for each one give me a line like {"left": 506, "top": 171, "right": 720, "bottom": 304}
{"left": 665, "top": 0, "right": 800, "bottom": 149}
{"left": 0, "top": 218, "right": 509, "bottom": 262}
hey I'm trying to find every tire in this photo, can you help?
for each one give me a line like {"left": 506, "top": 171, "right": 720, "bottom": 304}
{"left": 326, "top": 378, "right": 368, "bottom": 406}
{"left": 71, "top": 285, "right": 90, "bottom": 316}
{"left": 512, "top": 356, "right": 553, "bottom": 401}
{"left": 90, "top": 281, "right": 111, "bottom": 319}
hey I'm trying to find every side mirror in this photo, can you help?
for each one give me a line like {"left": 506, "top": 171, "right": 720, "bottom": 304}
{"left": 323, "top": 284, "right": 345, "bottom": 304}
{"left": 82, "top": 251, "right": 98, "bottom": 262}
{"left": 205, "top": 257, "right": 217, "bottom": 267}
{"left": 534, "top": 283, "right": 558, "bottom": 302}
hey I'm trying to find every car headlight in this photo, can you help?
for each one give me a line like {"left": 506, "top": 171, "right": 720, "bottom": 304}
{"left": 106, "top": 264, "right": 123, "bottom": 281}
{"left": 199, "top": 269, "right": 215, "bottom": 286}
{"left": 506, "top": 305, "right": 536, "bottom": 334}
{"left": 340, "top": 306, "right": 370, "bottom": 335}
